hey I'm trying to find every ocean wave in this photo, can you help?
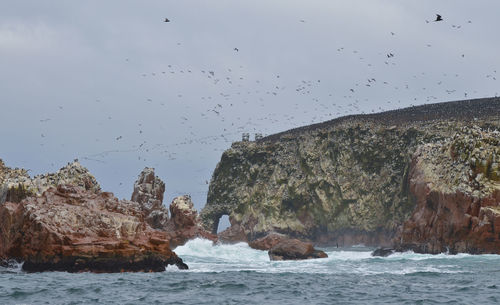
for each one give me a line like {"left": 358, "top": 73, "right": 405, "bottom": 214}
{"left": 170, "top": 238, "right": 500, "bottom": 275}
{"left": 0, "top": 260, "right": 23, "bottom": 274}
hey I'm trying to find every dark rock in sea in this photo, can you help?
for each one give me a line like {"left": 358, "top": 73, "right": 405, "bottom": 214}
{"left": 248, "top": 232, "right": 288, "bottom": 250}
{"left": 0, "top": 259, "right": 19, "bottom": 268}
{"left": 371, "top": 248, "right": 395, "bottom": 257}
{"left": 0, "top": 184, "right": 186, "bottom": 273}
{"left": 200, "top": 97, "right": 500, "bottom": 254}
{"left": 268, "top": 238, "right": 328, "bottom": 261}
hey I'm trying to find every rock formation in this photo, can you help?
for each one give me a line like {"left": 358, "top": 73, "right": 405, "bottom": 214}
{"left": 165, "top": 195, "right": 217, "bottom": 248}
{"left": 0, "top": 159, "right": 100, "bottom": 205}
{"left": 200, "top": 97, "right": 500, "bottom": 253}
{"left": 394, "top": 126, "right": 500, "bottom": 254}
{"left": 131, "top": 168, "right": 169, "bottom": 229}
{"left": 268, "top": 238, "right": 328, "bottom": 261}
{"left": 371, "top": 248, "right": 395, "bottom": 257}
{"left": 0, "top": 184, "right": 187, "bottom": 272}
{"left": 130, "top": 168, "right": 217, "bottom": 248}
{"left": 248, "top": 232, "right": 287, "bottom": 250}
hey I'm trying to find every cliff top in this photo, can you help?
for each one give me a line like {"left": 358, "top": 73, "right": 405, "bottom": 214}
{"left": 260, "top": 97, "right": 500, "bottom": 143}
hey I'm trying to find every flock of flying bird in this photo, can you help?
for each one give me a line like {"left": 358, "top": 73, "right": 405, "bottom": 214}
{"left": 33, "top": 12, "right": 498, "bottom": 194}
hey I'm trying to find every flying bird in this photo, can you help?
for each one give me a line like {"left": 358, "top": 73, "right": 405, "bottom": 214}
{"left": 164, "top": 18, "right": 170, "bottom": 22}
{"left": 234, "top": 47, "right": 239, "bottom": 52}
{"left": 435, "top": 14, "right": 443, "bottom": 22}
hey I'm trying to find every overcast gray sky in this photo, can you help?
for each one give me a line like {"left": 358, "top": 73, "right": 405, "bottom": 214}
{"left": 1, "top": 1, "right": 499, "bottom": 219}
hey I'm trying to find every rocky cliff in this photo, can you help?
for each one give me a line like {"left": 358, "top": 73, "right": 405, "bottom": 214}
{"left": 395, "top": 126, "right": 500, "bottom": 254}
{"left": 130, "top": 168, "right": 217, "bottom": 248}
{"left": 200, "top": 97, "right": 500, "bottom": 251}
{"left": 0, "top": 185, "right": 187, "bottom": 272}
{"left": 0, "top": 159, "right": 100, "bottom": 205}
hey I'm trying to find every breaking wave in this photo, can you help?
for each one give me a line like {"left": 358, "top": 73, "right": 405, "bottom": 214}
{"left": 170, "top": 238, "right": 500, "bottom": 275}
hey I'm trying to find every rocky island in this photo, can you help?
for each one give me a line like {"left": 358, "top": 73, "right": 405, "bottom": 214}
{"left": 1, "top": 97, "right": 499, "bottom": 273}
{"left": 201, "top": 97, "right": 500, "bottom": 254}
{"left": 0, "top": 161, "right": 214, "bottom": 272}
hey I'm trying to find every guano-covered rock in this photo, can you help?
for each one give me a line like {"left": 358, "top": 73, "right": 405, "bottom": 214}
{"left": 201, "top": 97, "right": 500, "bottom": 253}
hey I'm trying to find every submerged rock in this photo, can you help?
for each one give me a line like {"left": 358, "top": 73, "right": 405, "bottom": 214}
{"left": 0, "top": 185, "right": 187, "bottom": 273}
{"left": 248, "top": 232, "right": 288, "bottom": 250}
{"left": 268, "top": 238, "right": 328, "bottom": 261}
{"left": 371, "top": 248, "right": 395, "bottom": 257}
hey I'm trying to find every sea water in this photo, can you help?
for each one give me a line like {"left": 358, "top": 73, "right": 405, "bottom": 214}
{"left": 1, "top": 238, "right": 499, "bottom": 304}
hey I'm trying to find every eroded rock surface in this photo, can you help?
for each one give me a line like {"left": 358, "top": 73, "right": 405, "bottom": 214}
{"left": 166, "top": 195, "right": 217, "bottom": 248}
{"left": 0, "top": 159, "right": 100, "bottom": 205}
{"left": 131, "top": 168, "right": 169, "bottom": 229}
{"left": 0, "top": 185, "right": 187, "bottom": 272}
{"left": 268, "top": 238, "right": 328, "bottom": 261}
{"left": 395, "top": 126, "right": 500, "bottom": 254}
{"left": 248, "top": 232, "right": 288, "bottom": 250}
{"left": 371, "top": 248, "right": 395, "bottom": 257}
{"left": 129, "top": 168, "right": 216, "bottom": 248}
{"left": 201, "top": 97, "right": 500, "bottom": 252}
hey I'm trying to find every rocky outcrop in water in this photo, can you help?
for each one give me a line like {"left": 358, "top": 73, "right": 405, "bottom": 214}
{"left": 0, "top": 185, "right": 187, "bottom": 272}
{"left": 200, "top": 98, "right": 500, "bottom": 253}
{"left": 394, "top": 126, "right": 500, "bottom": 254}
{"left": 131, "top": 168, "right": 169, "bottom": 229}
{"left": 0, "top": 159, "right": 100, "bottom": 205}
{"left": 371, "top": 248, "right": 395, "bottom": 257}
{"left": 129, "top": 168, "right": 216, "bottom": 248}
{"left": 165, "top": 195, "right": 217, "bottom": 248}
{"left": 268, "top": 238, "right": 328, "bottom": 261}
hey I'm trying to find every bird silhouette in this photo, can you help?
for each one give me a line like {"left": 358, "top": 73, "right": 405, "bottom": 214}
{"left": 164, "top": 18, "right": 170, "bottom": 22}
{"left": 234, "top": 48, "right": 239, "bottom": 52}
{"left": 435, "top": 14, "right": 443, "bottom": 22}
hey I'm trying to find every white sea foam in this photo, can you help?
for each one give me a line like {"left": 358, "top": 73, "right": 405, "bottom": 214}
{"left": 174, "top": 238, "right": 269, "bottom": 263}
{"left": 0, "top": 260, "right": 23, "bottom": 274}
{"left": 169, "top": 238, "right": 499, "bottom": 275}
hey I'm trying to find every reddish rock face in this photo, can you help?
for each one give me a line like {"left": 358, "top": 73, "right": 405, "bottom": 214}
{"left": 166, "top": 195, "right": 217, "bottom": 248}
{"left": 131, "top": 167, "right": 168, "bottom": 229}
{"left": 218, "top": 223, "right": 248, "bottom": 244}
{"left": 248, "top": 233, "right": 287, "bottom": 250}
{"left": 395, "top": 151, "right": 500, "bottom": 254}
{"left": 0, "top": 185, "right": 187, "bottom": 272}
{"left": 129, "top": 168, "right": 215, "bottom": 248}
{"left": 268, "top": 238, "right": 328, "bottom": 261}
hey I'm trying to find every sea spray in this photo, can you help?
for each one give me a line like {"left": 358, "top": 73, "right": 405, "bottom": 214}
{"left": 2, "top": 241, "right": 500, "bottom": 304}
{"left": 169, "top": 238, "right": 483, "bottom": 275}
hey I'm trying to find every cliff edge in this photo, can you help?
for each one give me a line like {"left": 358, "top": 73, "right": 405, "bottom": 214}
{"left": 200, "top": 97, "right": 500, "bottom": 252}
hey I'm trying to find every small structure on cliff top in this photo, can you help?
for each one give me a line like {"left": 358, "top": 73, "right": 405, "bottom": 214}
{"left": 242, "top": 133, "right": 250, "bottom": 142}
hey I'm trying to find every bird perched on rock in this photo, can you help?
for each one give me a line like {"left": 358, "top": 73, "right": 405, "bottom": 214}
{"left": 435, "top": 14, "right": 443, "bottom": 22}
{"left": 164, "top": 18, "right": 170, "bottom": 22}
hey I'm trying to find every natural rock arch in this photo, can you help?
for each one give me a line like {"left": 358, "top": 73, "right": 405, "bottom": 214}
{"left": 200, "top": 204, "right": 234, "bottom": 235}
